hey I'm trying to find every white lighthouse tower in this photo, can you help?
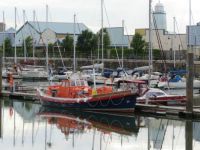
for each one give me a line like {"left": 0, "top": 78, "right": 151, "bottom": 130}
{"left": 153, "top": 1, "right": 167, "bottom": 31}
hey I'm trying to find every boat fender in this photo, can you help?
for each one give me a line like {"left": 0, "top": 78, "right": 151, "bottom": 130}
{"left": 83, "top": 98, "right": 87, "bottom": 102}
{"left": 83, "top": 87, "right": 89, "bottom": 94}
{"left": 92, "top": 89, "right": 97, "bottom": 95}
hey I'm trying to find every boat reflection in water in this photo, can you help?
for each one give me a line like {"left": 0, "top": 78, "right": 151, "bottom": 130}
{"left": 38, "top": 107, "right": 139, "bottom": 137}
{"left": 0, "top": 100, "right": 197, "bottom": 150}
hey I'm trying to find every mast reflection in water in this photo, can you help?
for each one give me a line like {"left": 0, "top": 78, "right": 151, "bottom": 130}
{"left": 0, "top": 99, "right": 199, "bottom": 150}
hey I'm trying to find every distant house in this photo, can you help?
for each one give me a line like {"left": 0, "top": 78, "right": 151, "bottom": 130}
{"left": 105, "top": 27, "right": 133, "bottom": 48}
{"left": 0, "top": 27, "right": 15, "bottom": 46}
{"left": 135, "top": 28, "right": 187, "bottom": 59}
{"left": 16, "top": 21, "right": 89, "bottom": 47}
{"left": 187, "top": 22, "right": 200, "bottom": 58}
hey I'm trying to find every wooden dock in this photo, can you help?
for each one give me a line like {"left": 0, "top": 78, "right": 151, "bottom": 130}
{"left": 135, "top": 103, "right": 200, "bottom": 120}
{"left": 1, "top": 90, "right": 38, "bottom": 101}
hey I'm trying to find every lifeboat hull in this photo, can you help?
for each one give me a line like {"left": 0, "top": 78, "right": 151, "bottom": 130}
{"left": 37, "top": 89, "right": 137, "bottom": 113}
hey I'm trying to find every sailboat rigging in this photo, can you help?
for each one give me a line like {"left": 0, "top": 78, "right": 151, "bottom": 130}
{"left": 45, "top": 4, "right": 49, "bottom": 78}
{"left": 2, "top": 11, "right": 5, "bottom": 69}
{"left": 14, "top": 7, "right": 17, "bottom": 65}
{"left": 148, "top": 0, "right": 153, "bottom": 87}
{"left": 121, "top": 20, "right": 124, "bottom": 69}
{"left": 32, "top": 10, "right": 36, "bottom": 65}
{"left": 101, "top": 0, "right": 104, "bottom": 72}
{"left": 23, "top": 10, "right": 27, "bottom": 62}
{"left": 73, "top": 14, "right": 76, "bottom": 73}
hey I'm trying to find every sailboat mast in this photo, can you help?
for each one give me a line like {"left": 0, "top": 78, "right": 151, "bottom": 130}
{"left": 14, "top": 7, "right": 17, "bottom": 64}
{"left": 101, "top": 0, "right": 104, "bottom": 71}
{"left": 122, "top": 20, "right": 124, "bottom": 69}
{"left": 189, "top": 0, "right": 191, "bottom": 26}
{"left": 46, "top": 5, "right": 49, "bottom": 74}
{"left": 148, "top": 0, "right": 152, "bottom": 86}
{"left": 2, "top": 11, "right": 5, "bottom": 68}
{"left": 33, "top": 10, "right": 36, "bottom": 64}
{"left": 73, "top": 14, "right": 76, "bottom": 73}
{"left": 173, "top": 17, "right": 176, "bottom": 68}
{"left": 23, "top": 10, "right": 27, "bottom": 62}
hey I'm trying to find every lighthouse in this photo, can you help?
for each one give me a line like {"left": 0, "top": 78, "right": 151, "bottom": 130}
{"left": 153, "top": 1, "right": 167, "bottom": 31}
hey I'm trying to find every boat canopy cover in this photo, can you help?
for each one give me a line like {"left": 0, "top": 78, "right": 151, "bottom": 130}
{"left": 169, "top": 75, "right": 182, "bottom": 82}
{"left": 170, "top": 70, "right": 187, "bottom": 76}
{"left": 133, "top": 65, "right": 152, "bottom": 71}
{"left": 80, "top": 63, "right": 104, "bottom": 69}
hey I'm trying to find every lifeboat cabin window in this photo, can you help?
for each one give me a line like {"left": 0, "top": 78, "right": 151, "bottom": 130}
{"left": 67, "top": 80, "right": 88, "bottom": 87}
{"left": 60, "top": 81, "right": 69, "bottom": 87}
{"left": 70, "top": 81, "right": 76, "bottom": 86}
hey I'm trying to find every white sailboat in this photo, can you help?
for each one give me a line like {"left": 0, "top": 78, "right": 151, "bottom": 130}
{"left": 157, "top": 8, "right": 200, "bottom": 89}
{"left": 157, "top": 75, "right": 200, "bottom": 89}
{"left": 2, "top": 8, "right": 22, "bottom": 79}
{"left": 19, "top": 8, "right": 48, "bottom": 80}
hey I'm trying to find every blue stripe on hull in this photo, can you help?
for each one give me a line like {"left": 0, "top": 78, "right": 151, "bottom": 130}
{"left": 41, "top": 95, "right": 137, "bottom": 111}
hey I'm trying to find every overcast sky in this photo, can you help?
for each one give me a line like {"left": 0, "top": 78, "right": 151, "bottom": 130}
{"left": 0, "top": 0, "right": 199, "bottom": 34}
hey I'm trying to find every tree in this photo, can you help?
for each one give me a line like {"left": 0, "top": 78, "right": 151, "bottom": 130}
{"left": 26, "top": 36, "right": 33, "bottom": 55}
{"left": 22, "top": 36, "right": 33, "bottom": 57}
{"left": 48, "top": 43, "right": 54, "bottom": 57}
{"left": 61, "top": 34, "right": 73, "bottom": 52}
{"left": 153, "top": 49, "right": 161, "bottom": 60}
{"left": 77, "top": 30, "right": 97, "bottom": 57}
{"left": 131, "top": 33, "right": 146, "bottom": 58}
{"left": 97, "top": 28, "right": 110, "bottom": 49}
{"left": 97, "top": 28, "right": 111, "bottom": 58}
{"left": 4, "top": 38, "right": 12, "bottom": 56}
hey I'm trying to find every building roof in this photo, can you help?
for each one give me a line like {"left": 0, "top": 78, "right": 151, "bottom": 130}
{"left": 105, "top": 27, "right": 132, "bottom": 47}
{"left": 18, "top": 21, "right": 88, "bottom": 35}
{"left": 6, "top": 27, "right": 15, "bottom": 33}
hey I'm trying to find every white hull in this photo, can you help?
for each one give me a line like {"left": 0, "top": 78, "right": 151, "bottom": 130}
{"left": 158, "top": 80, "right": 200, "bottom": 89}
{"left": 20, "top": 66, "right": 48, "bottom": 79}
{"left": 87, "top": 76, "right": 108, "bottom": 84}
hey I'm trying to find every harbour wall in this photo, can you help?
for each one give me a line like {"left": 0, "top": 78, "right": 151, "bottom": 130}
{"left": 4, "top": 57, "right": 200, "bottom": 76}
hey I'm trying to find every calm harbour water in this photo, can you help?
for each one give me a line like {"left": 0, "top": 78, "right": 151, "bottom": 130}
{"left": 1, "top": 80, "right": 200, "bottom": 150}
{"left": 0, "top": 98, "right": 199, "bottom": 150}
